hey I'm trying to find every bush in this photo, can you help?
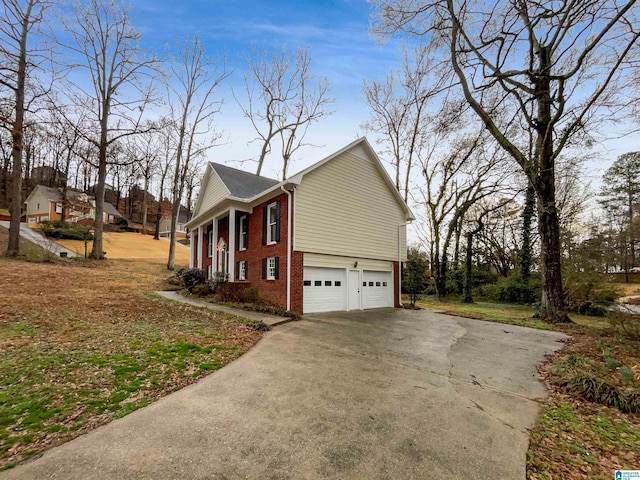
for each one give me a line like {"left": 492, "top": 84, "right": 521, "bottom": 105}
{"left": 178, "top": 268, "right": 207, "bottom": 293}
{"left": 476, "top": 272, "right": 540, "bottom": 304}
{"left": 608, "top": 311, "right": 640, "bottom": 341}
{"left": 215, "top": 282, "right": 246, "bottom": 302}
{"left": 241, "top": 287, "right": 259, "bottom": 303}
{"left": 192, "top": 283, "right": 212, "bottom": 297}
{"left": 38, "top": 220, "right": 94, "bottom": 240}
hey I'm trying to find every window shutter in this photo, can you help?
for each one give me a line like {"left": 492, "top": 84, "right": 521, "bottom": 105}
{"left": 262, "top": 206, "right": 267, "bottom": 245}
{"left": 236, "top": 261, "right": 239, "bottom": 279}
{"left": 275, "top": 201, "right": 281, "bottom": 243}
{"left": 244, "top": 216, "right": 249, "bottom": 249}
{"left": 262, "top": 258, "right": 267, "bottom": 279}
{"left": 274, "top": 256, "right": 280, "bottom": 280}
{"left": 245, "top": 261, "right": 248, "bottom": 280}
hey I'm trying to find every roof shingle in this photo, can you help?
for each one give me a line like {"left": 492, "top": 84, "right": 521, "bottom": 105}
{"left": 210, "top": 163, "right": 279, "bottom": 199}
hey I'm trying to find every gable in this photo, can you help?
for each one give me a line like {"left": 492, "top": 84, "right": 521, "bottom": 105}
{"left": 294, "top": 148, "right": 409, "bottom": 261}
{"left": 191, "top": 166, "right": 231, "bottom": 221}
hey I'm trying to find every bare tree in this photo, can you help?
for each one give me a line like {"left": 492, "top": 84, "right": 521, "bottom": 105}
{"left": 237, "top": 46, "right": 333, "bottom": 178}
{"left": 154, "top": 117, "right": 174, "bottom": 240}
{"left": 165, "top": 35, "right": 230, "bottom": 270}
{"left": 372, "top": 0, "right": 640, "bottom": 321}
{"left": 362, "top": 46, "right": 453, "bottom": 202}
{"left": 0, "top": 0, "right": 52, "bottom": 257}
{"left": 60, "top": 0, "right": 158, "bottom": 259}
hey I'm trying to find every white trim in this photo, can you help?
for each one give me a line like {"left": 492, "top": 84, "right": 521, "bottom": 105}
{"left": 281, "top": 186, "right": 293, "bottom": 311}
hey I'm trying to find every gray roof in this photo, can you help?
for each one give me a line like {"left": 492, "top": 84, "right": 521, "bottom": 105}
{"left": 103, "top": 202, "right": 122, "bottom": 217}
{"left": 210, "top": 163, "right": 279, "bottom": 199}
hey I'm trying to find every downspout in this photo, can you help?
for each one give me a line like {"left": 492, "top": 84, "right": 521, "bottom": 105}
{"left": 398, "top": 224, "right": 403, "bottom": 307}
{"left": 281, "top": 185, "right": 293, "bottom": 311}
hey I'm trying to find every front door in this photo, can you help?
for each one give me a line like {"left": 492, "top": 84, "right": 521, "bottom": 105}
{"left": 217, "top": 238, "right": 228, "bottom": 279}
{"left": 348, "top": 270, "right": 361, "bottom": 310}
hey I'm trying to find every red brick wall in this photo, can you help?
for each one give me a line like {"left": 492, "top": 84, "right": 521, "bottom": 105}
{"left": 233, "top": 192, "right": 289, "bottom": 309}
{"left": 202, "top": 224, "right": 212, "bottom": 273}
{"left": 290, "top": 250, "right": 304, "bottom": 314}
{"left": 393, "top": 261, "right": 400, "bottom": 307}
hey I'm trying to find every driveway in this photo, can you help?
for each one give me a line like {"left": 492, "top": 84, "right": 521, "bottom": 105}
{"left": 0, "top": 222, "right": 78, "bottom": 258}
{"left": 1, "top": 309, "right": 567, "bottom": 480}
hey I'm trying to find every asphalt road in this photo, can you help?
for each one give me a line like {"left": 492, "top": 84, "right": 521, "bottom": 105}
{"left": 1, "top": 308, "right": 567, "bottom": 480}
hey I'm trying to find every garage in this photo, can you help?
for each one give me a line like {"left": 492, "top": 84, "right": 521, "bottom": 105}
{"left": 362, "top": 270, "right": 393, "bottom": 309}
{"left": 303, "top": 267, "right": 347, "bottom": 313}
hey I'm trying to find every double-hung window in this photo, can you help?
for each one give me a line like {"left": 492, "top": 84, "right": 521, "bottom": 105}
{"left": 267, "top": 203, "right": 278, "bottom": 244}
{"left": 238, "top": 260, "right": 247, "bottom": 281}
{"left": 239, "top": 215, "right": 248, "bottom": 250}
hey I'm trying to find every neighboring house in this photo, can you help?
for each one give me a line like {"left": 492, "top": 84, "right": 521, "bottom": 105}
{"left": 186, "top": 138, "right": 414, "bottom": 314}
{"left": 24, "top": 185, "right": 122, "bottom": 225}
{"left": 158, "top": 207, "right": 190, "bottom": 238}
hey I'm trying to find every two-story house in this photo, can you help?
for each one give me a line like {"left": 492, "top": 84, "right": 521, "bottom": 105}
{"left": 186, "top": 138, "right": 414, "bottom": 314}
{"left": 24, "top": 185, "right": 123, "bottom": 225}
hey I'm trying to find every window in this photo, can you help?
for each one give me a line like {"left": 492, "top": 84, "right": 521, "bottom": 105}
{"left": 238, "top": 215, "right": 248, "bottom": 250}
{"left": 383, "top": 282, "right": 387, "bottom": 287}
{"left": 55, "top": 203, "right": 63, "bottom": 214}
{"left": 268, "top": 257, "right": 277, "bottom": 280}
{"left": 314, "top": 280, "right": 322, "bottom": 286}
{"left": 207, "top": 230, "right": 214, "bottom": 258}
{"left": 335, "top": 281, "right": 341, "bottom": 287}
{"left": 207, "top": 264, "right": 212, "bottom": 280}
{"left": 363, "top": 282, "right": 366, "bottom": 287}
{"left": 238, "top": 260, "right": 247, "bottom": 281}
{"left": 325, "top": 281, "right": 332, "bottom": 286}
{"left": 376, "top": 282, "right": 381, "bottom": 287}
{"left": 262, "top": 256, "right": 279, "bottom": 280}
{"left": 263, "top": 201, "right": 280, "bottom": 244}
{"left": 369, "top": 282, "right": 374, "bottom": 286}
{"left": 304, "top": 280, "right": 311, "bottom": 286}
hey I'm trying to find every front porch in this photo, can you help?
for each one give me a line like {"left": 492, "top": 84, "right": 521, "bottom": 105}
{"left": 190, "top": 206, "right": 249, "bottom": 282}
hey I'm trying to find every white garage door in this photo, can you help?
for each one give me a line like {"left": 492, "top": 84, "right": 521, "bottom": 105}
{"left": 362, "top": 270, "right": 393, "bottom": 309}
{"left": 303, "top": 267, "right": 347, "bottom": 313}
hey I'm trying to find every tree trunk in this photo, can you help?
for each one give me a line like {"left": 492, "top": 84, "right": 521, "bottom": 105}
{"left": 141, "top": 171, "right": 149, "bottom": 235}
{"left": 520, "top": 184, "right": 535, "bottom": 286}
{"left": 532, "top": 45, "right": 568, "bottom": 323}
{"left": 90, "top": 137, "right": 107, "bottom": 259}
{"left": 462, "top": 232, "right": 474, "bottom": 303}
{"left": 5, "top": 2, "right": 33, "bottom": 257}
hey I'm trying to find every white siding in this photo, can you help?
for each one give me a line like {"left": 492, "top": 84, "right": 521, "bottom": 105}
{"left": 304, "top": 252, "right": 392, "bottom": 271}
{"left": 295, "top": 150, "right": 408, "bottom": 261}
{"left": 195, "top": 171, "right": 229, "bottom": 218}
{"left": 25, "top": 188, "right": 50, "bottom": 218}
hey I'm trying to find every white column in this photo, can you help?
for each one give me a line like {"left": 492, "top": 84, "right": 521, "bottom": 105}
{"left": 189, "top": 229, "right": 195, "bottom": 268}
{"left": 228, "top": 208, "right": 236, "bottom": 281}
{"left": 212, "top": 216, "right": 217, "bottom": 274}
{"left": 197, "top": 225, "right": 203, "bottom": 270}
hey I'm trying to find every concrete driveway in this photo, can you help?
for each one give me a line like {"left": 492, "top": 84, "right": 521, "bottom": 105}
{"left": 2, "top": 309, "right": 567, "bottom": 480}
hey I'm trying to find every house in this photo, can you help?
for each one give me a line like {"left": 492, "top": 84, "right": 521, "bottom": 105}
{"left": 158, "top": 207, "right": 190, "bottom": 239}
{"left": 186, "top": 138, "right": 414, "bottom": 315}
{"left": 24, "top": 185, "right": 123, "bottom": 225}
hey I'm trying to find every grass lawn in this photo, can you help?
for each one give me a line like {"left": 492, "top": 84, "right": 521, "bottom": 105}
{"left": 416, "top": 296, "right": 640, "bottom": 480}
{"left": 0, "top": 229, "right": 265, "bottom": 471}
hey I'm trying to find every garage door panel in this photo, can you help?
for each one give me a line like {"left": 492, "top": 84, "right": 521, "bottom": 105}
{"left": 362, "top": 271, "right": 393, "bottom": 309}
{"left": 303, "top": 267, "right": 346, "bottom": 313}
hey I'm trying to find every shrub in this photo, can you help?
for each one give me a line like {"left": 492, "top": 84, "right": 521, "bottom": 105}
{"left": 191, "top": 283, "right": 212, "bottom": 297}
{"left": 179, "top": 268, "right": 207, "bottom": 293}
{"left": 558, "top": 374, "right": 640, "bottom": 414}
{"left": 215, "top": 282, "right": 246, "bottom": 302}
{"left": 477, "top": 272, "right": 540, "bottom": 304}
{"left": 608, "top": 311, "right": 640, "bottom": 341}
{"left": 241, "top": 287, "right": 259, "bottom": 303}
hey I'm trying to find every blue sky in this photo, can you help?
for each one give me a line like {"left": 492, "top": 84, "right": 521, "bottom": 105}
{"left": 126, "top": 0, "right": 402, "bottom": 179}
{"left": 121, "top": 0, "right": 638, "bottom": 190}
